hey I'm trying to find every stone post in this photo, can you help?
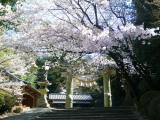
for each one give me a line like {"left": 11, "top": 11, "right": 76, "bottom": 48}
{"left": 103, "top": 69, "right": 113, "bottom": 107}
{"left": 65, "top": 69, "right": 73, "bottom": 109}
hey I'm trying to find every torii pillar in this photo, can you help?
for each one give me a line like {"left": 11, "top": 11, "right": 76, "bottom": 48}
{"left": 65, "top": 69, "right": 73, "bottom": 109}
{"left": 103, "top": 68, "right": 114, "bottom": 107}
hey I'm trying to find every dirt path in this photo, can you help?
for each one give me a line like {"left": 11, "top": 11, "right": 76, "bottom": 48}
{"left": 1, "top": 108, "right": 51, "bottom": 120}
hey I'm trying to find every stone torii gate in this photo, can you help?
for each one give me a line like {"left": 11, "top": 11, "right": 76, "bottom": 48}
{"left": 64, "top": 67, "right": 115, "bottom": 109}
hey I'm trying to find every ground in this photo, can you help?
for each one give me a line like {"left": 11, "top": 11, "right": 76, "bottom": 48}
{"left": 1, "top": 108, "right": 51, "bottom": 120}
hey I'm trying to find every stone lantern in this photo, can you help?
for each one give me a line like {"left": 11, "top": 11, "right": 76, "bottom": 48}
{"left": 37, "top": 61, "right": 51, "bottom": 108}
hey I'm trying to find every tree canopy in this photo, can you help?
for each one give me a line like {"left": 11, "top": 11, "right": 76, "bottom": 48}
{"left": 134, "top": 0, "right": 160, "bottom": 28}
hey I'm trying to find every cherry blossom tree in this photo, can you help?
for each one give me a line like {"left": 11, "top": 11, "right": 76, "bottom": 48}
{"left": 0, "top": 0, "right": 22, "bottom": 33}
{"left": 0, "top": 1, "right": 32, "bottom": 76}
{"left": 0, "top": 48, "right": 35, "bottom": 76}
{"left": 1, "top": 0, "right": 160, "bottom": 101}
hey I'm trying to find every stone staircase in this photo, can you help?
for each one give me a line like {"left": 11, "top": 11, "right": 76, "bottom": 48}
{"left": 33, "top": 106, "right": 141, "bottom": 120}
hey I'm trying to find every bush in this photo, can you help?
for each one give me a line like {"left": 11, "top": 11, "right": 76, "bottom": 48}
{"left": 0, "top": 90, "right": 16, "bottom": 114}
{"left": 0, "top": 96, "right": 5, "bottom": 108}
{"left": 138, "top": 90, "right": 160, "bottom": 115}
{"left": 4, "top": 95, "right": 16, "bottom": 111}
{"left": 12, "top": 106, "right": 23, "bottom": 113}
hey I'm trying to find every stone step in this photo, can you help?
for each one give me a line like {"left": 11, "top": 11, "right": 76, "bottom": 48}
{"left": 49, "top": 110, "right": 135, "bottom": 113}
{"left": 41, "top": 113, "right": 135, "bottom": 116}
{"left": 53, "top": 107, "right": 136, "bottom": 110}
{"left": 57, "top": 107, "right": 136, "bottom": 110}
{"left": 41, "top": 113, "right": 135, "bottom": 117}
{"left": 34, "top": 115, "right": 138, "bottom": 119}
{"left": 50, "top": 108, "right": 136, "bottom": 113}
{"left": 41, "top": 112, "right": 136, "bottom": 117}
{"left": 52, "top": 109, "right": 135, "bottom": 111}
{"left": 46, "top": 110, "right": 135, "bottom": 114}
{"left": 33, "top": 107, "right": 139, "bottom": 120}
{"left": 35, "top": 116, "right": 138, "bottom": 119}
{"left": 34, "top": 117, "right": 138, "bottom": 120}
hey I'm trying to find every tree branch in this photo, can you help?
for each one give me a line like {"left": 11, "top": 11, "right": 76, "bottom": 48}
{"left": 75, "top": 0, "right": 94, "bottom": 26}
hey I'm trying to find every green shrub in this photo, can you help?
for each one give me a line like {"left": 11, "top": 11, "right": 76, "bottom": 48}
{"left": 138, "top": 90, "right": 160, "bottom": 115}
{"left": 4, "top": 95, "right": 16, "bottom": 111}
{"left": 12, "top": 106, "right": 23, "bottom": 113}
{"left": 0, "top": 90, "right": 16, "bottom": 114}
{"left": 0, "top": 96, "right": 5, "bottom": 108}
